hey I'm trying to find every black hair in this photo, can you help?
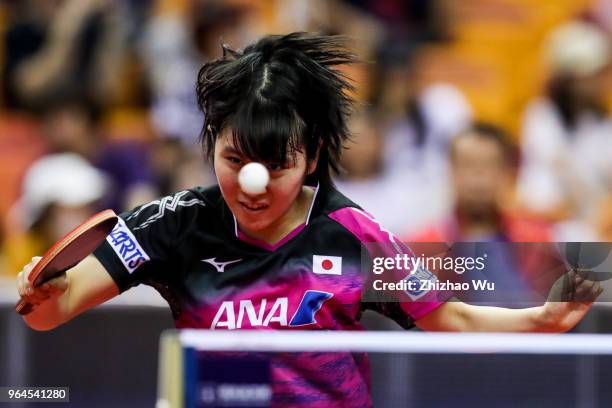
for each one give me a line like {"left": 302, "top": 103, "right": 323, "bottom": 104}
{"left": 451, "top": 122, "right": 518, "bottom": 167}
{"left": 196, "top": 32, "right": 357, "bottom": 188}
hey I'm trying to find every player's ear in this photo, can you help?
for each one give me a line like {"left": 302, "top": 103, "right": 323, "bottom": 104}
{"left": 306, "top": 142, "right": 323, "bottom": 175}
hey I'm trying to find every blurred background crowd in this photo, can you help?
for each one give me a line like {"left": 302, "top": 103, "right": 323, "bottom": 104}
{"left": 0, "top": 0, "right": 611, "bottom": 279}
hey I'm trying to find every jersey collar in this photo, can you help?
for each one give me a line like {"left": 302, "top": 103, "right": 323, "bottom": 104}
{"left": 230, "top": 183, "right": 320, "bottom": 251}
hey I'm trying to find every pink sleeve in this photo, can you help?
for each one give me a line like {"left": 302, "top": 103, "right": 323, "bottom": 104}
{"left": 329, "top": 207, "right": 449, "bottom": 320}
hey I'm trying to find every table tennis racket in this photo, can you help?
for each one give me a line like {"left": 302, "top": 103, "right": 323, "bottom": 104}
{"left": 562, "top": 242, "right": 612, "bottom": 281}
{"left": 15, "top": 209, "right": 118, "bottom": 316}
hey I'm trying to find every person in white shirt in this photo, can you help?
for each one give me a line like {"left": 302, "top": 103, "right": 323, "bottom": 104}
{"left": 518, "top": 21, "right": 612, "bottom": 240}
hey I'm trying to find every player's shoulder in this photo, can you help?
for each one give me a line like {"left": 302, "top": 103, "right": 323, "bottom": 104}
{"left": 315, "top": 185, "right": 362, "bottom": 215}
{"left": 317, "top": 186, "right": 397, "bottom": 244}
{"left": 121, "top": 185, "right": 222, "bottom": 230}
{"left": 315, "top": 186, "right": 370, "bottom": 229}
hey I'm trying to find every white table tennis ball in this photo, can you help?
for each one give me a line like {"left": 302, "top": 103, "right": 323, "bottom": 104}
{"left": 238, "top": 162, "right": 270, "bottom": 194}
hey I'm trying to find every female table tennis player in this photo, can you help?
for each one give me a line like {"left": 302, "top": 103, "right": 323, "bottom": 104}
{"left": 17, "top": 32, "right": 601, "bottom": 407}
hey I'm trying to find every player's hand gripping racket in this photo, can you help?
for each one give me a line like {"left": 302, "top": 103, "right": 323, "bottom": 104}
{"left": 15, "top": 209, "right": 118, "bottom": 316}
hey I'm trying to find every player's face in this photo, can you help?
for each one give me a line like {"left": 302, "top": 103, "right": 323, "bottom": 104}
{"left": 214, "top": 133, "right": 317, "bottom": 239}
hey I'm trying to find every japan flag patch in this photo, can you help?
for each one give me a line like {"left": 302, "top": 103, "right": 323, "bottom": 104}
{"left": 312, "top": 255, "right": 342, "bottom": 275}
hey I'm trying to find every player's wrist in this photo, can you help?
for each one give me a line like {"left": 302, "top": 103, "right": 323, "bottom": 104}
{"left": 536, "top": 304, "right": 565, "bottom": 333}
{"left": 21, "top": 273, "right": 71, "bottom": 331}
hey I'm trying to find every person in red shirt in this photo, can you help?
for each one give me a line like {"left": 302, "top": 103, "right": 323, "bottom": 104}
{"left": 406, "top": 123, "right": 559, "bottom": 301}
{"left": 408, "top": 123, "right": 551, "bottom": 243}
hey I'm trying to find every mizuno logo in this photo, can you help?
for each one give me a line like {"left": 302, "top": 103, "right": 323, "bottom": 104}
{"left": 202, "top": 257, "right": 242, "bottom": 273}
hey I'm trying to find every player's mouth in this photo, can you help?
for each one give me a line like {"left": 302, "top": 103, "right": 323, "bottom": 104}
{"left": 239, "top": 202, "right": 269, "bottom": 212}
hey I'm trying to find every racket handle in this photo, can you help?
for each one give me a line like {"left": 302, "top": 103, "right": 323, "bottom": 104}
{"left": 15, "top": 298, "right": 35, "bottom": 316}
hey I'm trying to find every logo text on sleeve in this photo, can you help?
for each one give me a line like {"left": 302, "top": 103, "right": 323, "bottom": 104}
{"left": 106, "top": 218, "right": 150, "bottom": 273}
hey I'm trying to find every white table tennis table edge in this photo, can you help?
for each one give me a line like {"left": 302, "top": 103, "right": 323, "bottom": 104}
{"left": 177, "top": 330, "right": 612, "bottom": 355}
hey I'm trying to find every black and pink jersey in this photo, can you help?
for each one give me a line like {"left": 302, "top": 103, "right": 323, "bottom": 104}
{"left": 94, "top": 185, "right": 446, "bottom": 407}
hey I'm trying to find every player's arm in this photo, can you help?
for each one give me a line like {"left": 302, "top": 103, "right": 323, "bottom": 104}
{"left": 17, "top": 255, "right": 119, "bottom": 331}
{"left": 415, "top": 302, "right": 554, "bottom": 332}
{"left": 416, "top": 270, "right": 602, "bottom": 333}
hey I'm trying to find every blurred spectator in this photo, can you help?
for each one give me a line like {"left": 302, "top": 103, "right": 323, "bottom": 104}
{"left": 406, "top": 124, "right": 554, "bottom": 305}
{"left": 335, "top": 108, "right": 414, "bottom": 233}
{"left": 334, "top": 28, "right": 471, "bottom": 238}
{"left": 407, "top": 123, "right": 551, "bottom": 243}
{"left": 382, "top": 82, "right": 472, "bottom": 181}
{"left": 2, "top": 0, "right": 127, "bottom": 111}
{"left": 517, "top": 21, "right": 612, "bottom": 233}
{"left": 336, "top": 77, "right": 471, "bottom": 234}
{"left": 141, "top": 0, "right": 254, "bottom": 145}
{"left": 38, "top": 97, "right": 158, "bottom": 212}
{"left": 2, "top": 153, "right": 107, "bottom": 275}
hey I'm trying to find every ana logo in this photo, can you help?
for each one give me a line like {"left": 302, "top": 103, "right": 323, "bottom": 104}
{"left": 106, "top": 218, "right": 150, "bottom": 273}
{"left": 202, "top": 257, "right": 242, "bottom": 273}
{"left": 210, "top": 290, "right": 333, "bottom": 330}
{"left": 312, "top": 255, "right": 342, "bottom": 275}
{"left": 290, "top": 290, "right": 334, "bottom": 326}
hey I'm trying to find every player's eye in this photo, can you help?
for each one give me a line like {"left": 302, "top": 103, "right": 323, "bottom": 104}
{"left": 226, "top": 156, "right": 242, "bottom": 165}
{"left": 267, "top": 163, "right": 283, "bottom": 172}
